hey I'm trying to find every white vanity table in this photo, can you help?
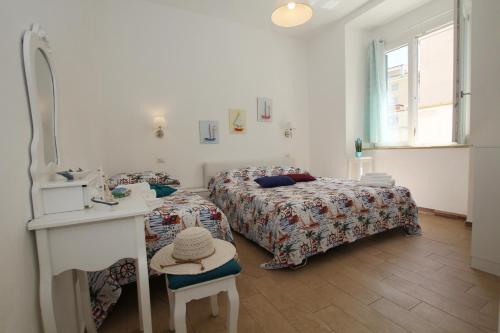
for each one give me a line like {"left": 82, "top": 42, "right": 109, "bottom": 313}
{"left": 28, "top": 188, "right": 152, "bottom": 333}
{"left": 22, "top": 25, "right": 152, "bottom": 332}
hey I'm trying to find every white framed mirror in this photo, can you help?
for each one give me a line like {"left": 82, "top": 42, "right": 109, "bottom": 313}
{"left": 23, "top": 24, "right": 59, "bottom": 218}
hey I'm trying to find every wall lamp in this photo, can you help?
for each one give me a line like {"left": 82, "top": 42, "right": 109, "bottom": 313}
{"left": 154, "top": 116, "right": 166, "bottom": 138}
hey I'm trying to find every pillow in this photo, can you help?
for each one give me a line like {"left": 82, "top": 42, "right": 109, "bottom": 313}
{"left": 287, "top": 173, "right": 316, "bottom": 182}
{"left": 254, "top": 175, "right": 296, "bottom": 188}
{"left": 149, "top": 184, "right": 177, "bottom": 198}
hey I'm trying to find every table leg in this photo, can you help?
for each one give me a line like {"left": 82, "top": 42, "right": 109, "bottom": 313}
{"left": 76, "top": 270, "right": 97, "bottom": 333}
{"left": 135, "top": 216, "right": 152, "bottom": 333}
{"left": 135, "top": 260, "right": 144, "bottom": 331}
{"left": 36, "top": 230, "right": 58, "bottom": 333}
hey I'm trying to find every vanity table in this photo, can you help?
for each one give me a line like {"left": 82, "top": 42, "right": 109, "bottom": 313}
{"left": 22, "top": 25, "right": 152, "bottom": 332}
{"left": 28, "top": 190, "right": 152, "bottom": 333}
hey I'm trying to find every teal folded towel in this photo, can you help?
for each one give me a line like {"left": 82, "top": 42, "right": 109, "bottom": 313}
{"left": 150, "top": 184, "right": 177, "bottom": 198}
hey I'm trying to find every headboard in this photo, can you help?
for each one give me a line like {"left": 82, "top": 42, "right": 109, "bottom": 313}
{"left": 202, "top": 157, "right": 295, "bottom": 188}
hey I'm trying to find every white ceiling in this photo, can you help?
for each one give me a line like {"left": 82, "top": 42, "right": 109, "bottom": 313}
{"left": 350, "top": 0, "right": 436, "bottom": 30}
{"left": 151, "top": 0, "right": 372, "bottom": 38}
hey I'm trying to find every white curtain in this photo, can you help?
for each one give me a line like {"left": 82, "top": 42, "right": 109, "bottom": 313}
{"left": 367, "top": 40, "right": 388, "bottom": 144}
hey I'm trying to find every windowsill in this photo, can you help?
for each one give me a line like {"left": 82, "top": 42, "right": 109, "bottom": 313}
{"left": 365, "top": 144, "right": 471, "bottom": 151}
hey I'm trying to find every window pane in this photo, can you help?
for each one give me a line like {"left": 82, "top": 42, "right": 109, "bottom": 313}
{"left": 417, "top": 25, "right": 454, "bottom": 144}
{"left": 386, "top": 46, "right": 409, "bottom": 144}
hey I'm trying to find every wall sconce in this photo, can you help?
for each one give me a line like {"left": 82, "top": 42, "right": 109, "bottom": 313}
{"left": 284, "top": 121, "right": 295, "bottom": 138}
{"left": 153, "top": 116, "right": 166, "bottom": 138}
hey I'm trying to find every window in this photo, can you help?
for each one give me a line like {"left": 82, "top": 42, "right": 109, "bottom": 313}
{"left": 386, "top": 45, "right": 409, "bottom": 144}
{"left": 417, "top": 25, "right": 454, "bottom": 144}
{"left": 381, "top": 24, "right": 455, "bottom": 146}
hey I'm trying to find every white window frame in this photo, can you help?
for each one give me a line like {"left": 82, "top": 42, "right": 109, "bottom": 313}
{"left": 379, "top": 19, "right": 458, "bottom": 148}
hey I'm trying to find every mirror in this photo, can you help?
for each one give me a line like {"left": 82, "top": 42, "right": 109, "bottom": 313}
{"left": 35, "top": 49, "right": 57, "bottom": 165}
{"left": 24, "top": 24, "right": 60, "bottom": 218}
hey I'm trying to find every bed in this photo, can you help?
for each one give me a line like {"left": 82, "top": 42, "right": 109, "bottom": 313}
{"left": 206, "top": 161, "right": 421, "bottom": 269}
{"left": 88, "top": 188, "right": 233, "bottom": 328}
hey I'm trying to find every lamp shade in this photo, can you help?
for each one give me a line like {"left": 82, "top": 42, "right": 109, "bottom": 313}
{"left": 272, "top": 3, "right": 313, "bottom": 28}
{"left": 154, "top": 116, "right": 166, "bottom": 128}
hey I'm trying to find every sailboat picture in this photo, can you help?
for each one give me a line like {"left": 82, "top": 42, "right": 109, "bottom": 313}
{"left": 257, "top": 97, "right": 272, "bottom": 122}
{"left": 199, "top": 121, "right": 219, "bottom": 144}
{"left": 229, "top": 109, "right": 246, "bottom": 134}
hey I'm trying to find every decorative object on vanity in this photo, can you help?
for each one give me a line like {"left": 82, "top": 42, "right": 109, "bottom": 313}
{"left": 111, "top": 186, "right": 131, "bottom": 198}
{"left": 355, "top": 138, "right": 363, "bottom": 157}
{"left": 56, "top": 168, "right": 91, "bottom": 181}
{"left": 272, "top": 2, "right": 313, "bottom": 28}
{"left": 151, "top": 228, "right": 240, "bottom": 333}
{"left": 92, "top": 167, "right": 118, "bottom": 207}
{"left": 284, "top": 120, "right": 295, "bottom": 138}
{"left": 108, "top": 171, "right": 180, "bottom": 189}
{"left": 229, "top": 109, "right": 246, "bottom": 134}
{"left": 199, "top": 120, "right": 219, "bottom": 144}
{"left": 359, "top": 172, "right": 396, "bottom": 188}
{"left": 151, "top": 227, "right": 236, "bottom": 274}
{"left": 257, "top": 97, "right": 272, "bottom": 122}
{"left": 24, "top": 24, "right": 153, "bottom": 333}
{"left": 153, "top": 116, "right": 166, "bottom": 138}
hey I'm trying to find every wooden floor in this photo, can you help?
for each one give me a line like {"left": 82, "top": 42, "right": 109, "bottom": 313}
{"left": 100, "top": 213, "right": 500, "bottom": 333}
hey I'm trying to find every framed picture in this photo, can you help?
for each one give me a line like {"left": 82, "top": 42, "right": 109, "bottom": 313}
{"left": 199, "top": 121, "right": 219, "bottom": 144}
{"left": 257, "top": 97, "right": 272, "bottom": 122}
{"left": 229, "top": 109, "right": 246, "bottom": 134}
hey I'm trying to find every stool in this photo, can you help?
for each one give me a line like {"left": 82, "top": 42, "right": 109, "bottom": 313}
{"left": 165, "top": 259, "right": 241, "bottom": 333}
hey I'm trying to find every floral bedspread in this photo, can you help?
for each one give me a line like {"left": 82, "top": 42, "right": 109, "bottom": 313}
{"left": 209, "top": 166, "right": 420, "bottom": 269}
{"left": 88, "top": 190, "right": 233, "bottom": 328}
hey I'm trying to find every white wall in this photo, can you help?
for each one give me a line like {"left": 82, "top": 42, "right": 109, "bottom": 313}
{"left": 470, "top": 0, "right": 500, "bottom": 276}
{"left": 308, "top": 23, "right": 347, "bottom": 177}
{"left": 308, "top": 0, "right": 470, "bottom": 214}
{"left": 88, "top": 0, "right": 310, "bottom": 188}
{"left": 366, "top": 148, "right": 470, "bottom": 214}
{"left": 0, "top": 0, "right": 95, "bottom": 331}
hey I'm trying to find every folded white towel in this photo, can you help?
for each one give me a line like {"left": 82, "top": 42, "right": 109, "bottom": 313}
{"left": 359, "top": 172, "right": 395, "bottom": 187}
{"left": 359, "top": 180, "right": 395, "bottom": 188}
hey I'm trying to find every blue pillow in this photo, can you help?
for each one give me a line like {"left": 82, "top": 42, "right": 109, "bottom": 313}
{"left": 167, "top": 259, "right": 241, "bottom": 290}
{"left": 254, "top": 175, "right": 296, "bottom": 188}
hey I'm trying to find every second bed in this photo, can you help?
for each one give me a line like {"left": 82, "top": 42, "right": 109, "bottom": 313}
{"left": 208, "top": 165, "right": 421, "bottom": 269}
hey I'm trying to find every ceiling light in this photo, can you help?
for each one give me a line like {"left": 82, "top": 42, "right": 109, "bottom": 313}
{"left": 272, "top": 2, "right": 313, "bottom": 28}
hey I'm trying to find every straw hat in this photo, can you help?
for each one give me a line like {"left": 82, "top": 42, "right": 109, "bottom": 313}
{"left": 151, "top": 227, "right": 236, "bottom": 275}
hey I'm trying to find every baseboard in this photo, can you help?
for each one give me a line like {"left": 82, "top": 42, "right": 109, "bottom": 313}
{"left": 471, "top": 256, "right": 500, "bottom": 277}
{"left": 418, "top": 207, "right": 467, "bottom": 221}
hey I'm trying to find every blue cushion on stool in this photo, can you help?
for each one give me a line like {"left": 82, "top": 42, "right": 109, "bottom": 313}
{"left": 167, "top": 259, "right": 241, "bottom": 290}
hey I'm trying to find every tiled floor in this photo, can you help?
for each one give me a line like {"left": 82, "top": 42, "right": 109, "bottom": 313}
{"left": 100, "top": 213, "right": 500, "bottom": 333}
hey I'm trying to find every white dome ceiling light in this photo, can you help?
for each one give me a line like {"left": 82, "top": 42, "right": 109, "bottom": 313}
{"left": 271, "top": 2, "right": 313, "bottom": 28}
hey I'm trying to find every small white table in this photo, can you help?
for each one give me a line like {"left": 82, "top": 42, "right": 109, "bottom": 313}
{"left": 28, "top": 189, "right": 152, "bottom": 333}
{"left": 348, "top": 156, "right": 374, "bottom": 180}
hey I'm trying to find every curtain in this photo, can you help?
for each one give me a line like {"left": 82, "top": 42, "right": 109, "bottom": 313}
{"left": 367, "top": 40, "right": 387, "bottom": 144}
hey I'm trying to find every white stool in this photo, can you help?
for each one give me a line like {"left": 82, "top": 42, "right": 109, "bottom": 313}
{"left": 166, "top": 274, "right": 240, "bottom": 333}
